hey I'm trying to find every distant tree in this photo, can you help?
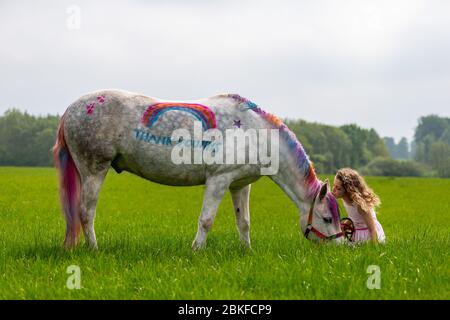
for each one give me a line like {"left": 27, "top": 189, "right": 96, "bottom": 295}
{"left": 383, "top": 136, "right": 410, "bottom": 160}
{"left": 367, "top": 129, "right": 390, "bottom": 159}
{"left": 413, "top": 114, "right": 450, "bottom": 177}
{"left": 410, "top": 140, "right": 417, "bottom": 159}
{"left": 440, "top": 128, "right": 450, "bottom": 145}
{"left": 31, "top": 127, "right": 58, "bottom": 166}
{"left": 397, "top": 137, "right": 410, "bottom": 159}
{"left": 429, "top": 142, "right": 450, "bottom": 178}
{"left": 383, "top": 137, "right": 398, "bottom": 158}
{"left": 414, "top": 115, "right": 449, "bottom": 142}
{"left": 340, "top": 124, "right": 370, "bottom": 168}
{"left": 415, "top": 135, "right": 435, "bottom": 164}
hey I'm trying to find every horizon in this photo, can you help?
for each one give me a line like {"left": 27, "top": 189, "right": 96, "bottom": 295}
{"left": 1, "top": 1, "right": 449, "bottom": 142}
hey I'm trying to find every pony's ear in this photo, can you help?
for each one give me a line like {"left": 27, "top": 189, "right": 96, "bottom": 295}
{"left": 319, "top": 179, "right": 329, "bottom": 201}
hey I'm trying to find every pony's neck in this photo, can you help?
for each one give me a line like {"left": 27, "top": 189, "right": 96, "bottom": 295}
{"left": 224, "top": 94, "right": 322, "bottom": 208}
{"left": 270, "top": 135, "right": 322, "bottom": 212}
{"left": 271, "top": 162, "right": 320, "bottom": 207}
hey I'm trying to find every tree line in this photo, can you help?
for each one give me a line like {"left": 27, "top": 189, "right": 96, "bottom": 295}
{"left": 284, "top": 119, "right": 390, "bottom": 174}
{"left": 0, "top": 109, "right": 448, "bottom": 177}
{"left": 0, "top": 109, "right": 59, "bottom": 166}
{"left": 286, "top": 115, "right": 450, "bottom": 178}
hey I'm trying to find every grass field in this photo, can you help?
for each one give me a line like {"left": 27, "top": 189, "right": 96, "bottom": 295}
{"left": 0, "top": 167, "right": 449, "bottom": 299}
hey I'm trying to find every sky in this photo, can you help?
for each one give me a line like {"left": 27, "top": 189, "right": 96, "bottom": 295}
{"left": 1, "top": 0, "right": 449, "bottom": 142}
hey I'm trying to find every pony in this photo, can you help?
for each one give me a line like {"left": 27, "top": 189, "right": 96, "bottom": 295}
{"left": 53, "top": 90, "right": 343, "bottom": 249}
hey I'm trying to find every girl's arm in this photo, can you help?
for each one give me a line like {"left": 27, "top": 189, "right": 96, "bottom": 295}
{"left": 357, "top": 206, "right": 378, "bottom": 243}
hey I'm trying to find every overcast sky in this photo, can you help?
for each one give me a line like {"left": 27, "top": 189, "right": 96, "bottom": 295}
{"left": 1, "top": 0, "right": 449, "bottom": 142}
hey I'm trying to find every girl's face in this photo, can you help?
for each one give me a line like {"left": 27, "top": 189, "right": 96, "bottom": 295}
{"left": 332, "top": 176, "right": 346, "bottom": 199}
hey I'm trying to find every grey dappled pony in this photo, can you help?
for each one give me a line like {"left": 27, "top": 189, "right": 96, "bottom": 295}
{"left": 53, "top": 90, "right": 342, "bottom": 250}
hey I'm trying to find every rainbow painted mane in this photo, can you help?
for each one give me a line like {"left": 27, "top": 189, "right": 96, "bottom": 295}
{"left": 224, "top": 94, "right": 320, "bottom": 194}
{"left": 142, "top": 102, "right": 217, "bottom": 130}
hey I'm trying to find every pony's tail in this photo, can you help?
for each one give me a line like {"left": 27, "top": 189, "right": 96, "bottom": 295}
{"left": 53, "top": 114, "right": 81, "bottom": 248}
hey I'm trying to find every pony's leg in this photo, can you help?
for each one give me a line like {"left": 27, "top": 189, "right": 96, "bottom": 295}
{"left": 230, "top": 184, "right": 251, "bottom": 248}
{"left": 79, "top": 168, "right": 109, "bottom": 249}
{"left": 192, "top": 175, "right": 231, "bottom": 250}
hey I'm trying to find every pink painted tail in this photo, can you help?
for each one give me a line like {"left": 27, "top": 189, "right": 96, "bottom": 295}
{"left": 53, "top": 115, "right": 81, "bottom": 248}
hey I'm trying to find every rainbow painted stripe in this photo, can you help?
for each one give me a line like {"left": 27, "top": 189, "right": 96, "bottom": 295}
{"left": 142, "top": 102, "right": 217, "bottom": 130}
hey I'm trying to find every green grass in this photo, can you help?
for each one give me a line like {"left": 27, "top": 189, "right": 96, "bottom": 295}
{"left": 0, "top": 167, "right": 449, "bottom": 299}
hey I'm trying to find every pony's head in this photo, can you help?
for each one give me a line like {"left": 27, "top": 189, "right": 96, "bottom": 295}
{"left": 303, "top": 179, "right": 343, "bottom": 243}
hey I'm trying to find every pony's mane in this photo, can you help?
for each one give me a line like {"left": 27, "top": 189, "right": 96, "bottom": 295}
{"left": 223, "top": 94, "right": 321, "bottom": 199}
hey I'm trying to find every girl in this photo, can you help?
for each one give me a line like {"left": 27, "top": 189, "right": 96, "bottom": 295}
{"left": 332, "top": 168, "right": 385, "bottom": 244}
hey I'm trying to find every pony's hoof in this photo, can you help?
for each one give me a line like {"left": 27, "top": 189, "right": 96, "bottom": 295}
{"left": 86, "top": 244, "right": 98, "bottom": 250}
{"left": 63, "top": 238, "right": 80, "bottom": 250}
{"left": 240, "top": 243, "right": 252, "bottom": 250}
{"left": 192, "top": 241, "right": 205, "bottom": 251}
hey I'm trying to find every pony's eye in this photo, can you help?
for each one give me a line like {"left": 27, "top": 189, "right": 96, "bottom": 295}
{"left": 323, "top": 217, "right": 332, "bottom": 224}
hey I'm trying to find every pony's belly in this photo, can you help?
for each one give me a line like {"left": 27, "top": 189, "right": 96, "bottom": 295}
{"left": 137, "top": 165, "right": 207, "bottom": 186}
{"left": 112, "top": 149, "right": 207, "bottom": 186}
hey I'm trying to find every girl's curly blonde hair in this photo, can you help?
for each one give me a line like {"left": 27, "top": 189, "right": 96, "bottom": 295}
{"left": 335, "top": 168, "right": 380, "bottom": 212}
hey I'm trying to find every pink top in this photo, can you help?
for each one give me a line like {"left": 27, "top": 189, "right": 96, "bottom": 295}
{"left": 343, "top": 201, "right": 386, "bottom": 243}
